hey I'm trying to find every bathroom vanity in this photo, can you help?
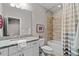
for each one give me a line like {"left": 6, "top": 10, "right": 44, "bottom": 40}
{"left": 0, "top": 3, "right": 40, "bottom": 56}
{"left": 0, "top": 37, "right": 39, "bottom": 56}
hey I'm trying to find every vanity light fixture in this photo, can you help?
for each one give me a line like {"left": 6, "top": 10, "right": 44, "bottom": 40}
{"left": 15, "top": 4, "right": 21, "bottom": 8}
{"left": 9, "top": 3, "right": 26, "bottom": 9}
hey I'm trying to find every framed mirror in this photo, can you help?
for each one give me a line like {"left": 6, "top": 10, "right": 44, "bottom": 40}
{"left": 2, "top": 3, "right": 32, "bottom": 37}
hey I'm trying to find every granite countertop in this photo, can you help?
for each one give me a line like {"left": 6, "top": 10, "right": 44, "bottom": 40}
{"left": 0, "top": 36, "right": 39, "bottom": 49}
{"left": 0, "top": 35, "right": 33, "bottom": 40}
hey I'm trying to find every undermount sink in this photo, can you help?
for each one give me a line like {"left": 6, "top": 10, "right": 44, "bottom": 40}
{"left": 18, "top": 40, "right": 26, "bottom": 43}
{"left": 18, "top": 40, "right": 27, "bottom": 48}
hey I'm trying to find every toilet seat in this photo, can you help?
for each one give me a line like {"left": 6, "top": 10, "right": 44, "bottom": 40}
{"left": 41, "top": 46, "right": 53, "bottom": 55}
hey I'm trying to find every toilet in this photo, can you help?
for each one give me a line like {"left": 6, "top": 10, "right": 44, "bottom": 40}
{"left": 39, "top": 38, "right": 53, "bottom": 56}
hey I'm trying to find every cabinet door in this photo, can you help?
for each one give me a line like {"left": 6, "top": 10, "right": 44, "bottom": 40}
{"left": 9, "top": 45, "right": 18, "bottom": 55}
{"left": 30, "top": 41, "right": 39, "bottom": 56}
{"left": 0, "top": 48, "right": 8, "bottom": 56}
{"left": 33, "top": 41, "right": 39, "bottom": 56}
{"left": 23, "top": 47, "right": 33, "bottom": 56}
{"left": 10, "top": 53, "right": 18, "bottom": 56}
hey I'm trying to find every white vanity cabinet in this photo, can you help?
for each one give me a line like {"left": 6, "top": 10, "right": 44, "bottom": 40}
{"left": 0, "top": 48, "right": 8, "bottom": 56}
{"left": 18, "top": 40, "right": 39, "bottom": 56}
{"left": 0, "top": 38, "right": 39, "bottom": 56}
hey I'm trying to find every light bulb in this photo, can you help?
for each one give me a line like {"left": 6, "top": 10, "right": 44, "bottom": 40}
{"left": 19, "top": 3, "right": 26, "bottom": 9}
{"left": 57, "top": 5, "right": 61, "bottom": 8}
{"left": 15, "top": 4, "right": 20, "bottom": 8}
{"left": 10, "top": 3, "right": 15, "bottom": 7}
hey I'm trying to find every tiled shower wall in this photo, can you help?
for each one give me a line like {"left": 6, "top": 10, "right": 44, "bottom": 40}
{"left": 63, "top": 3, "right": 79, "bottom": 56}
{"left": 46, "top": 9, "right": 62, "bottom": 41}
{"left": 53, "top": 10, "right": 62, "bottom": 41}
{"left": 46, "top": 11, "right": 53, "bottom": 41}
{"left": 47, "top": 16, "right": 53, "bottom": 40}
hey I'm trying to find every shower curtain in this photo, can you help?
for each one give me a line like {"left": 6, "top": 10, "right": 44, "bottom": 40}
{"left": 63, "top": 3, "right": 79, "bottom": 56}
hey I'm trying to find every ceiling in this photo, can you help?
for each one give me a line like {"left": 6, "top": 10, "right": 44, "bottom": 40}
{"left": 39, "top": 3, "right": 63, "bottom": 13}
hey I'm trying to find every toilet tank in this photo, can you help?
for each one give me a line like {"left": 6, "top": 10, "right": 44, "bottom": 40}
{"left": 39, "top": 38, "right": 44, "bottom": 47}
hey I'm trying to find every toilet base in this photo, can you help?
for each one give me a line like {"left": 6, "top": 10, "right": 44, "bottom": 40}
{"left": 39, "top": 46, "right": 54, "bottom": 56}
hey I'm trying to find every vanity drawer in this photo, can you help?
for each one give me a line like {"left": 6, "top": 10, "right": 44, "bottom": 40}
{"left": 30, "top": 41, "right": 39, "bottom": 47}
{"left": 0, "top": 48, "right": 8, "bottom": 56}
{"left": 21, "top": 42, "right": 31, "bottom": 50}
{"left": 9, "top": 45, "right": 18, "bottom": 55}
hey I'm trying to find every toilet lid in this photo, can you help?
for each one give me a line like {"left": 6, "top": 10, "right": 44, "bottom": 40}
{"left": 41, "top": 46, "right": 53, "bottom": 51}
